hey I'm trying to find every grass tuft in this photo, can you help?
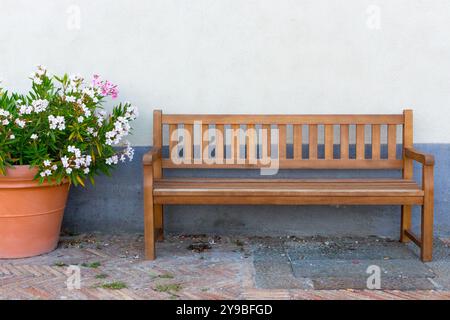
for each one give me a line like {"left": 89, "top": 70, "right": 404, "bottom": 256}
{"left": 154, "top": 283, "right": 182, "bottom": 293}
{"left": 81, "top": 262, "right": 101, "bottom": 269}
{"left": 101, "top": 281, "right": 127, "bottom": 290}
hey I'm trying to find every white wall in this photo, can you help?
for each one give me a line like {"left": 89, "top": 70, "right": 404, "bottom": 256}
{"left": 1, "top": 0, "right": 450, "bottom": 145}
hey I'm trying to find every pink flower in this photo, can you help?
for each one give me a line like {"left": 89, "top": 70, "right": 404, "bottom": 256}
{"left": 110, "top": 87, "right": 119, "bottom": 99}
{"left": 92, "top": 75, "right": 119, "bottom": 99}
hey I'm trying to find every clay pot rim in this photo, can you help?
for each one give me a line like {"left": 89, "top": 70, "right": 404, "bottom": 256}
{"left": 1, "top": 165, "right": 39, "bottom": 180}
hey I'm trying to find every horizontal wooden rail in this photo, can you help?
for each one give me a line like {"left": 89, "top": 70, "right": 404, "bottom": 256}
{"left": 162, "top": 159, "right": 403, "bottom": 169}
{"left": 162, "top": 114, "right": 404, "bottom": 125}
{"left": 154, "top": 196, "right": 423, "bottom": 205}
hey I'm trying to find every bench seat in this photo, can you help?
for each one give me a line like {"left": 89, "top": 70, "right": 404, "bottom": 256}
{"left": 153, "top": 178, "right": 423, "bottom": 205}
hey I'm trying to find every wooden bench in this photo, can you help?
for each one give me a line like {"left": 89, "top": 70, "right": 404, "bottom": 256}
{"left": 143, "top": 109, "right": 435, "bottom": 261}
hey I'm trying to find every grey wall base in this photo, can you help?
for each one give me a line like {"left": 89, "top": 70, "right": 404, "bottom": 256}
{"left": 63, "top": 144, "right": 450, "bottom": 238}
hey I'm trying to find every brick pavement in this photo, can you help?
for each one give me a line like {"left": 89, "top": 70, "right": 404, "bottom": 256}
{"left": 1, "top": 233, "right": 450, "bottom": 300}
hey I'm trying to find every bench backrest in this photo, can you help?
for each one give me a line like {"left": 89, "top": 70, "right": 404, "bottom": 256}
{"left": 153, "top": 110, "right": 413, "bottom": 170}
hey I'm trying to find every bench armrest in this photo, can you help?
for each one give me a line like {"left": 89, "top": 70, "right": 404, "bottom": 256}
{"left": 404, "top": 148, "right": 435, "bottom": 166}
{"left": 143, "top": 147, "right": 161, "bottom": 166}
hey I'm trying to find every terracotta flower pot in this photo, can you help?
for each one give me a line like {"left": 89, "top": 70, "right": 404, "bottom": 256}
{"left": 0, "top": 165, "right": 70, "bottom": 258}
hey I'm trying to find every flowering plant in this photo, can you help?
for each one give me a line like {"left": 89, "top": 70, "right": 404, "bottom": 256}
{"left": 0, "top": 66, "right": 138, "bottom": 186}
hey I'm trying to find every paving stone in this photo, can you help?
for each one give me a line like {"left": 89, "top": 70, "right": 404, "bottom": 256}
{"left": 290, "top": 259, "right": 435, "bottom": 279}
{"left": 286, "top": 236, "right": 417, "bottom": 260}
{"left": 312, "top": 276, "right": 435, "bottom": 290}
{"left": 253, "top": 261, "right": 313, "bottom": 290}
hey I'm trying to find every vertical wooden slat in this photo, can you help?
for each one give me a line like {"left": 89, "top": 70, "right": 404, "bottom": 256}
{"left": 293, "top": 124, "right": 302, "bottom": 160}
{"left": 169, "top": 124, "right": 177, "bottom": 163}
{"left": 184, "top": 124, "right": 193, "bottom": 163}
{"left": 215, "top": 124, "right": 224, "bottom": 163}
{"left": 201, "top": 124, "right": 209, "bottom": 162}
{"left": 388, "top": 124, "right": 397, "bottom": 160}
{"left": 262, "top": 124, "right": 271, "bottom": 160}
{"left": 231, "top": 124, "right": 240, "bottom": 162}
{"left": 403, "top": 109, "right": 413, "bottom": 178}
{"left": 278, "top": 125, "right": 286, "bottom": 160}
{"left": 309, "top": 124, "right": 318, "bottom": 160}
{"left": 246, "top": 124, "right": 256, "bottom": 163}
{"left": 325, "top": 124, "right": 334, "bottom": 160}
{"left": 356, "top": 124, "right": 365, "bottom": 160}
{"left": 153, "top": 110, "right": 162, "bottom": 178}
{"left": 371, "top": 124, "right": 381, "bottom": 160}
{"left": 340, "top": 124, "right": 349, "bottom": 159}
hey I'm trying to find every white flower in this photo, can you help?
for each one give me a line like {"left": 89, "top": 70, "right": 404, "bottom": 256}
{"left": 15, "top": 118, "right": 26, "bottom": 128}
{"left": 125, "top": 105, "right": 139, "bottom": 120}
{"left": 82, "top": 87, "right": 96, "bottom": 99}
{"left": 36, "top": 65, "right": 47, "bottom": 75}
{"left": 77, "top": 116, "right": 84, "bottom": 123}
{"left": 80, "top": 104, "right": 91, "bottom": 117}
{"left": 51, "top": 165, "right": 58, "bottom": 171}
{"left": 87, "top": 127, "right": 94, "bottom": 134}
{"left": 0, "top": 109, "right": 10, "bottom": 117}
{"left": 43, "top": 159, "right": 51, "bottom": 167}
{"left": 66, "top": 168, "right": 72, "bottom": 174}
{"left": 2, "top": 119, "right": 9, "bottom": 125}
{"left": 32, "top": 77, "right": 42, "bottom": 85}
{"left": 67, "top": 145, "right": 81, "bottom": 157}
{"left": 10, "top": 134, "right": 15, "bottom": 139}
{"left": 31, "top": 134, "right": 38, "bottom": 140}
{"left": 105, "top": 155, "right": 119, "bottom": 165}
{"left": 83, "top": 168, "right": 90, "bottom": 174}
{"left": 66, "top": 96, "right": 76, "bottom": 103}
{"left": 124, "top": 142, "right": 135, "bottom": 161}
{"left": 18, "top": 104, "right": 32, "bottom": 115}
{"left": 105, "top": 116, "right": 132, "bottom": 146}
{"left": 64, "top": 147, "right": 91, "bottom": 171}
{"left": 48, "top": 115, "right": 65, "bottom": 130}
{"left": 44, "top": 169, "right": 52, "bottom": 176}
{"left": 85, "top": 155, "right": 92, "bottom": 167}
{"left": 32, "top": 99, "right": 49, "bottom": 113}
{"left": 61, "top": 156, "right": 70, "bottom": 168}
{"left": 40, "top": 172, "right": 46, "bottom": 177}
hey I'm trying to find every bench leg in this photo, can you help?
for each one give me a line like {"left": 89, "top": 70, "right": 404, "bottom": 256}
{"left": 400, "top": 205, "right": 412, "bottom": 243}
{"left": 421, "top": 165, "right": 434, "bottom": 262}
{"left": 155, "top": 204, "right": 164, "bottom": 242}
{"left": 144, "top": 166, "right": 155, "bottom": 260}
{"left": 144, "top": 199, "right": 156, "bottom": 260}
{"left": 421, "top": 199, "right": 434, "bottom": 262}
